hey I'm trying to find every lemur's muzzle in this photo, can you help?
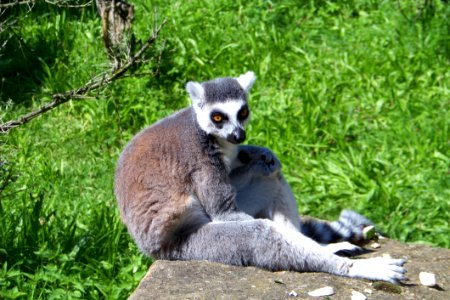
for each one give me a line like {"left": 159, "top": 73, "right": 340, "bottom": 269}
{"left": 227, "top": 128, "right": 246, "bottom": 144}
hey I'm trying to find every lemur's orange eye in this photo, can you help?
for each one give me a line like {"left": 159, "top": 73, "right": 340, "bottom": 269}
{"left": 240, "top": 108, "right": 248, "bottom": 118}
{"left": 238, "top": 106, "right": 249, "bottom": 120}
{"left": 212, "top": 113, "right": 223, "bottom": 123}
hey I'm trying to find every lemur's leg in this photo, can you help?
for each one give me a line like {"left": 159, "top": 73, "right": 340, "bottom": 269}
{"left": 157, "top": 218, "right": 406, "bottom": 284}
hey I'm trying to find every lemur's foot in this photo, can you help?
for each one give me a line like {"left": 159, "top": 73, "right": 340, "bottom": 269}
{"left": 348, "top": 257, "right": 407, "bottom": 284}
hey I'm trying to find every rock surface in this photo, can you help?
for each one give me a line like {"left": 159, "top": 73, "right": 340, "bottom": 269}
{"left": 129, "top": 239, "right": 449, "bottom": 299}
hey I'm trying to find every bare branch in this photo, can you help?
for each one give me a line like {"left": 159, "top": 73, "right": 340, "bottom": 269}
{"left": 0, "top": 16, "right": 16, "bottom": 36}
{"left": 44, "top": 0, "right": 93, "bottom": 8}
{"left": 154, "top": 39, "right": 166, "bottom": 78}
{"left": 0, "top": 0, "right": 92, "bottom": 9}
{"left": 0, "top": 18, "right": 168, "bottom": 134}
{"left": 0, "top": 0, "right": 34, "bottom": 9}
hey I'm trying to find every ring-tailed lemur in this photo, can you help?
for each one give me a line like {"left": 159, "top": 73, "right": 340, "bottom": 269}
{"left": 114, "top": 72, "right": 406, "bottom": 284}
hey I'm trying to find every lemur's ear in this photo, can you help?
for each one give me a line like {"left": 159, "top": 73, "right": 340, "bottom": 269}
{"left": 186, "top": 81, "right": 205, "bottom": 107}
{"left": 236, "top": 71, "right": 256, "bottom": 93}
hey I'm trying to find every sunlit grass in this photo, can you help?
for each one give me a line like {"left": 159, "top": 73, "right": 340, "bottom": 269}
{"left": 1, "top": 0, "right": 449, "bottom": 298}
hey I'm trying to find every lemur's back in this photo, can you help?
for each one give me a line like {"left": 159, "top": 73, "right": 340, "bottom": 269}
{"left": 114, "top": 107, "right": 205, "bottom": 255}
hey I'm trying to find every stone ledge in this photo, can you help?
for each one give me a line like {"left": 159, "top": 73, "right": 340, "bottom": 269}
{"left": 130, "top": 239, "right": 449, "bottom": 299}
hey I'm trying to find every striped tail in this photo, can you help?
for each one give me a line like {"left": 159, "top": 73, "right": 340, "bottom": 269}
{"left": 300, "top": 210, "right": 375, "bottom": 244}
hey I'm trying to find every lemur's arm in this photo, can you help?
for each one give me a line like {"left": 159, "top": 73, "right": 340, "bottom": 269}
{"left": 230, "top": 145, "right": 301, "bottom": 230}
{"left": 192, "top": 160, "right": 253, "bottom": 222}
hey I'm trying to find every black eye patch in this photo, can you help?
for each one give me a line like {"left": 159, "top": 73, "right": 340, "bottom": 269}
{"left": 237, "top": 105, "right": 250, "bottom": 121}
{"left": 210, "top": 111, "right": 228, "bottom": 124}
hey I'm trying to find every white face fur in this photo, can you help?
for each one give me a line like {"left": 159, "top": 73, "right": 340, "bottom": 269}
{"left": 186, "top": 71, "right": 256, "bottom": 144}
{"left": 194, "top": 99, "right": 249, "bottom": 142}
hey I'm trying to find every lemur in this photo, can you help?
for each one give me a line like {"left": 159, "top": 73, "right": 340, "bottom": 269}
{"left": 114, "top": 72, "right": 406, "bottom": 284}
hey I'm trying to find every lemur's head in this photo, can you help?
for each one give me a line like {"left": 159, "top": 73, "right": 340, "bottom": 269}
{"left": 186, "top": 71, "right": 256, "bottom": 144}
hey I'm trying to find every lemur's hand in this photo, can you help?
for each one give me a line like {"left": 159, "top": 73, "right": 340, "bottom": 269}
{"left": 237, "top": 146, "right": 281, "bottom": 177}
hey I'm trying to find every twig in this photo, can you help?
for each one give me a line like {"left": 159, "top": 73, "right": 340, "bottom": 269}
{"left": 0, "top": 0, "right": 34, "bottom": 8}
{"left": 0, "top": 18, "right": 167, "bottom": 134}
{"left": 119, "top": 71, "right": 158, "bottom": 79}
{"left": 154, "top": 39, "right": 166, "bottom": 77}
{"left": 44, "top": 0, "right": 93, "bottom": 8}
{"left": 0, "top": 17, "right": 17, "bottom": 35}
{"left": 0, "top": 0, "right": 92, "bottom": 8}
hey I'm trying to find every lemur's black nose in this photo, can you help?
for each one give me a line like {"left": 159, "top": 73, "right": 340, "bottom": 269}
{"left": 227, "top": 128, "right": 246, "bottom": 144}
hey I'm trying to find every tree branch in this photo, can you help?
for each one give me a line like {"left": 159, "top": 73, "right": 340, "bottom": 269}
{"left": 0, "top": 0, "right": 33, "bottom": 8}
{"left": 0, "top": 18, "right": 167, "bottom": 134}
{"left": 0, "top": 0, "right": 93, "bottom": 9}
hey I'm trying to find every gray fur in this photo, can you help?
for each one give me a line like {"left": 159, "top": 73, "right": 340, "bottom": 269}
{"left": 115, "top": 72, "right": 406, "bottom": 284}
{"left": 202, "top": 78, "right": 247, "bottom": 104}
{"left": 115, "top": 107, "right": 242, "bottom": 255}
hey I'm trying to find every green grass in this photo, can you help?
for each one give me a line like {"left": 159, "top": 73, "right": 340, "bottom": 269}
{"left": 1, "top": 0, "right": 449, "bottom": 298}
